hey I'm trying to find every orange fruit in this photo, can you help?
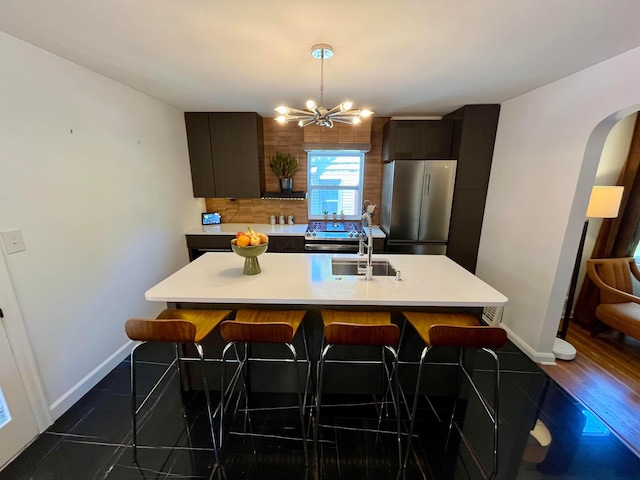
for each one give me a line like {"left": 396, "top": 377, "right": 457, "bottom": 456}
{"left": 236, "top": 235, "right": 251, "bottom": 247}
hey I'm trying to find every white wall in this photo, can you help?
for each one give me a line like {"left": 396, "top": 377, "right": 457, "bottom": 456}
{"left": 0, "top": 32, "right": 203, "bottom": 419}
{"left": 477, "top": 46, "right": 640, "bottom": 363}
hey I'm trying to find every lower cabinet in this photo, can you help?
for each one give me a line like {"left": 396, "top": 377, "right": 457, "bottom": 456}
{"left": 186, "top": 235, "right": 306, "bottom": 260}
{"left": 373, "top": 238, "right": 385, "bottom": 253}
{"left": 186, "top": 235, "right": 234, "bottom": 261}
{"left": 187, "top": 235, "right": 384, "bottom": 258}
{"left": 266, "top": 236, "right": 305, "bottom": 253}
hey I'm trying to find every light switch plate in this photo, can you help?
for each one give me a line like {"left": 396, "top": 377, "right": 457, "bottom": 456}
{"left": 1, "top": 229, "right": 26, "bottom": 254}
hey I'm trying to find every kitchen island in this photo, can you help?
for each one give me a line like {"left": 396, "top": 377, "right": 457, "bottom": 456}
{"left": 145, "top": 252, "right": 507, "bottom": 394}
{"left": 146, "top": 252, "right": 507, "bottom": 309}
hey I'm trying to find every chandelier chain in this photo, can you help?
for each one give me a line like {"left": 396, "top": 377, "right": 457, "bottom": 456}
{"left": 320, "top": 48, "right": 325, "bottom": 108}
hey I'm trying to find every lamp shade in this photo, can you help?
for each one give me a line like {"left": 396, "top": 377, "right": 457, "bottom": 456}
{"left": 586, "top": 186, "right": 623, "bottom": 219}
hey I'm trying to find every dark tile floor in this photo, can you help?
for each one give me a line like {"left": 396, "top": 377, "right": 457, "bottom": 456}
{"left": 2, "top": 340, "right": 639, "bottom": 480}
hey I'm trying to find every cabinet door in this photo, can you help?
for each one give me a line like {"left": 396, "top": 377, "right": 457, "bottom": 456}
{"left": 185, "top": 112, "right": 264, "bottom": 199}
{"left": 384, "top": 121, "right": 424, "bottom": 160}
{"left": 269, "top": 236, "right": 305, "bottom": 253}
{"left": 419, "top": 120, "right": 453, "bottom": 159}
{"left": 383, "top": 120, "right": 454, "bottom": 161}
{"left": 446, "top": 189, "right": 487, "bottom": 273}
{"left": 186, "top": 235, "right": 234, "bottom": 261}
{"left": 209, "top": 113, "right": 264, "bottom": 199}
{"left": 185, "top": 113, "right": 216, "bottom": 197}
{"left": 373, "top": 238, "right": 385, "bottom": 253}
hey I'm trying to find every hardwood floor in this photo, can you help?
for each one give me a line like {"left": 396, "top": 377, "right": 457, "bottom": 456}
{"left": 541, "top": 323, "right": 640, "bottom": 458}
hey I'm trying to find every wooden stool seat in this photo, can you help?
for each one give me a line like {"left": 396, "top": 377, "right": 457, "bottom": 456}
{"left": 125, "top": 308, "right": 232, "bottom": 463}
{"left": 219, "top": 309, "right": 305, "bottom": 344}
{"left": 321, "top": 310, "right": 393, "bottom": 326}
{"left": 321, "top": 310, "right": 399, "bottom": 347}
{"left": 126, "top": 309, "right": 231, "bottom": 343}
{"left": 402, "top": 312, "right": 507, "bottom": 348}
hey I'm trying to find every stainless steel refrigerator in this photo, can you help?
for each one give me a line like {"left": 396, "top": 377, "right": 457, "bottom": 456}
{"left": 380, "top": 160, "right": 457, "bottom": 254}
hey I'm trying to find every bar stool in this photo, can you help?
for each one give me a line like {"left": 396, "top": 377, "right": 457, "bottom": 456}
{"left": 125, "top": 308, "right": 231, "bottom": 463}
{"left": 218, "top": 309, "right": 310, "bottom": 465}
{"left": 316, "top": 310, "right": 402, "bottom": 466}
{"left": 401, "top": 312, "right": 507, "bottom": 478}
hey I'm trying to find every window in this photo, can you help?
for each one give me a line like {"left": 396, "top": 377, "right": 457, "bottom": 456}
{"left": 307, "top": 150, "right": 365, "bottom": 219}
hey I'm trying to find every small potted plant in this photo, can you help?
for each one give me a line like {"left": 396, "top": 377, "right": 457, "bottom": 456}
{"left": 269, "top": 151, "right": 299, "bottom": 193}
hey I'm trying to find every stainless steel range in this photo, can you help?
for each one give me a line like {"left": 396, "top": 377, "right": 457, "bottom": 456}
{"left": 304, "top": 221, "right": 365, "bottom": 252}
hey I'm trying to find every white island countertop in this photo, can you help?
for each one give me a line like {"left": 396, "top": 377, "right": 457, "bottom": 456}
{"left": 186, "top": 224, "right": 386, "bottom": 238}
{"left": 146, "top": 253, "right": 507, "bottom": 308}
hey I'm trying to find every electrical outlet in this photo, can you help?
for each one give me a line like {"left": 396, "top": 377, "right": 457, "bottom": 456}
{"left": 1, "top": 229, "right": 26, "bottom": 254}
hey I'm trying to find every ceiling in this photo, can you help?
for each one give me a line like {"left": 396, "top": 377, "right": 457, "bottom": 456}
{"left": 1, "top": 1, "right": 640, "bottom": 117}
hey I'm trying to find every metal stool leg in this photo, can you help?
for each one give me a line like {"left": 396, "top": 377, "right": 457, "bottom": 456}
{"left": 314, "top": 343, "right": 332, "bottom": 460}
{"left": 130, "top": 342, "right": 143, "bottom": 462}
{"left": 219, "top": 341, "right": 236, "bottom": 450}
{"left": 285, "top": 343, "right": 309, "bottom": 466}
{"left": 195, "top": 343, "right": 220, "bottom": 465}
{"left": 446, "top": 347, "right": 501, "bottom": 480}
{"left": 403, "top": 345, "right": 431, "bottom": 469}
{"left": 383, "top": 345, "right": 402, "bottom": 468}
{"left": 445, "top": 348, "right": 465, "bottom": 450}
{"left": 481, "top": 347, "right": 501, "bottom": 480}
{"left": 130, "top": 341, "right": 183, "bottom": 463}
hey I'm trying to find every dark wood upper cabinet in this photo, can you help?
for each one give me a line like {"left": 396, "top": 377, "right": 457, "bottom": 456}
{"left": 185, "top": 112, "right": 265, "bottom": 198}
{"left": 382, "top": 120, "right": 453, "bottom": 161}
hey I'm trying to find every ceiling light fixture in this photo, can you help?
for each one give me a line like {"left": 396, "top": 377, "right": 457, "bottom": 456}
{"left": 274, "top": 43, "right": 373, "bottom": 128}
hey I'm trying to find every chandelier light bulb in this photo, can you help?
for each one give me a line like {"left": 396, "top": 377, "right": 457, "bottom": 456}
{"left": 352, "top": 117, "right": 361, "bottom": 124}
{"left": 274, "top": 106, "right": 289, "bottom": 115}
{"left": 306, "top": 100, "right": 317, "bottom": 110}
{"left": 275, "top": 116, "right": 287, "bottom": 124}
{"left": 360, "top": 109, "right": 373, "bottom": 118}
{"left": 298, "top": 120, "right": 305, "bottom": 127}
{"left": 340, "top": 101, "right": 353, "bottom": 111}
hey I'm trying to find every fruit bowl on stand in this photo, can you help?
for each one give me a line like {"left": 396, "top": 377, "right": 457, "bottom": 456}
{"left": 231, "top": 228, "right": 269, "bottom": 275}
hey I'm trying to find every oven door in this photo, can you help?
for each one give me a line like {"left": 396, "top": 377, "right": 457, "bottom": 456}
{"left": 304, "top": 241, "right": 360, "bottom": 253}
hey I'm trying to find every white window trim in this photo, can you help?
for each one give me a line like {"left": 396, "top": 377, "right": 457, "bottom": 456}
{"left": 307, "top": 150, "right": 365, "bottom": 220}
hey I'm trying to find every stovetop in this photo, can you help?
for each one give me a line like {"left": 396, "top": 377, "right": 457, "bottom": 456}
{"left": 305, "top": 221, "right": 365, "bottom": 239}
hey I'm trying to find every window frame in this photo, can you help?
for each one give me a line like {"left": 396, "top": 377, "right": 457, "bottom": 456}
{"left": 306, "top": 150, "right": 366, "bottom": 220}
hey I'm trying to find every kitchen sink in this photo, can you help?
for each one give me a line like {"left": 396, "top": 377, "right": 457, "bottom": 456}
{"left": 331, "top": 258, "right": 398, "bottom": 277}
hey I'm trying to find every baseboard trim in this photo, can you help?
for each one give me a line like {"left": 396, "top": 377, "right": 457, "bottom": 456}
{"left": 48, "top": 340, "right": 133, "bottom": 420}
{"left": 503, "top": 325, "right": 557, "bottom": 365}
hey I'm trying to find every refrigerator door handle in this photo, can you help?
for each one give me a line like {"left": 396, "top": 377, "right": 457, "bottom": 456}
{"left": 423, "top": 173, "right": 431, "bottom": 196}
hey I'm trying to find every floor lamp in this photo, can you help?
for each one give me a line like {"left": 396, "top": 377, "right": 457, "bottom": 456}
{"left": 553, "top": 185, "right": 624, "bottom": 361}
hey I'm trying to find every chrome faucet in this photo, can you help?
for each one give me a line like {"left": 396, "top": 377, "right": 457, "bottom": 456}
{"left": 358, "top": 208, "right": 375, "bottom": 280}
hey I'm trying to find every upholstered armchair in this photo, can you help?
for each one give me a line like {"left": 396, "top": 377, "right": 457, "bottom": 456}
{"left": 586, "top": 257, "right": 640, "bottom": 341}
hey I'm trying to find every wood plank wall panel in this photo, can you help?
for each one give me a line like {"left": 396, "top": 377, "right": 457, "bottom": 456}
{"left": 205, "top": 116, "right": 387, "bottom": 224}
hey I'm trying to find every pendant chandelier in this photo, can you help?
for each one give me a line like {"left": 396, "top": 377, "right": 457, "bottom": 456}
{"left": 274, "top": 43, "right": 373, "bottom": 128}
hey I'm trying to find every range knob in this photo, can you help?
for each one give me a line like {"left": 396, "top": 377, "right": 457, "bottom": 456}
{"left": 305, "top": 231, "right": 311, "bottom": 237}
{"left": 312, "top": 231, "right": 317, "bottom": 237}
{"left": 348, "top": 232, "right": 353, "bottom": 238}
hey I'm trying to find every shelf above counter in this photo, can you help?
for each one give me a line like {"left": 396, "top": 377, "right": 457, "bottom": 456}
{"left": 260, "top": 191, "right": 307, "bottom": 200}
